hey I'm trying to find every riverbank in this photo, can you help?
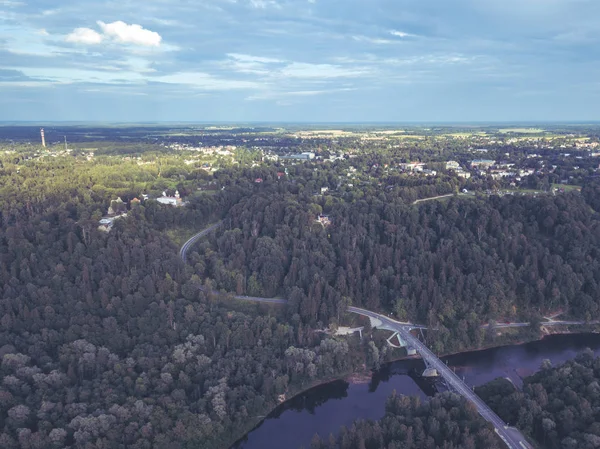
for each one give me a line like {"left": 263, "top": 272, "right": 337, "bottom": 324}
{"left": 225, "top": 368, "right": 370, "bottom": 449}
{"left": 227, "top": 328, "right": 599, "bottom": 449}
{"left": 378, "top": 326, "right": 599, "bottom": 373}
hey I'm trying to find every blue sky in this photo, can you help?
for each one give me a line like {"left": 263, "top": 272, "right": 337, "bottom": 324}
{"left": 1, "top": 0, "right": 600, "bottom": 122}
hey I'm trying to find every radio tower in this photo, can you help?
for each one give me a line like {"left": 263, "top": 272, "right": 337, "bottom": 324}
{"left": 40, "top": 128, "right": 46, "bottom": 147}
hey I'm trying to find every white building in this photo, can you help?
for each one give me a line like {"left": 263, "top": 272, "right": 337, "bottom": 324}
{"left": 399, "top": 162, "right": 425, "bottom": 172}
{"left": 157, "top": 191, "right": 183, "bottom": 207}
{"left": 98, "top": 213, "right": 127, "bottom": 233}
{"left": 456, "top": 169, "right": 471, "bottom": 179}
{"left": 470, "top": 159, "right": 495, "bottom": 169}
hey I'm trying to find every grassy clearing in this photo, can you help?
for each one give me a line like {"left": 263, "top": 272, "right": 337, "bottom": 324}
{"left": 164, "top": 226, "right": 199, "bottom": 248}
{"left": 552, "top": 184, "right": 581, "bottom": 192}
{"left": 504, "top": 188, "right": 544, "bottom": 195}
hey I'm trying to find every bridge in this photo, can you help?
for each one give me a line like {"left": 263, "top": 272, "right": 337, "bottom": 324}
{"left": 181, "top": 227, "right": 533, "bottom": 449}
{"left": 348, "top": 307, "right": 532, "bottom": 449}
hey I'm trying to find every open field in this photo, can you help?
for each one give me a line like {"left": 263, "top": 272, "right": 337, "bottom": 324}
{"left": 443, "top": 132, "right": 489, "bottom": 137}
{"left": 499, "top": 128, "right": 545, "bottom": 134}
{"left": 552, "top": 184, "right": 582, "bottom": 192}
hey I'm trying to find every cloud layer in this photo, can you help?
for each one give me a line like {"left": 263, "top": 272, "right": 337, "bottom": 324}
{"left": 1, "top": 0, "right": 600, "bottom": 121}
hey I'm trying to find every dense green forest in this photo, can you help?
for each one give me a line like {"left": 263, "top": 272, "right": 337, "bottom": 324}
{"left": 476, "top": 352, "right": 600, "bottom": 449}
{"left": 0, "top": 151, "right": 371, "bottom": 448}
{"left": 196, "top": 186, "right": 600, "bottom": 353}
{"left": 310, "top": 392, "right": 503, "bottom": 449}
{"left": 3, "top": 139, "right": 600, "bottom": 448}
{"left": 0, "top": 204, "right": 365, "bottom": 448}
{"left": 311, "top": 352, "right": 600, "bottom": 449}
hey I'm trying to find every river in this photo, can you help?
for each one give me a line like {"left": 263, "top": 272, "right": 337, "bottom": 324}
{"left": 233, "top": 333, "right": 600, "bottom": 449}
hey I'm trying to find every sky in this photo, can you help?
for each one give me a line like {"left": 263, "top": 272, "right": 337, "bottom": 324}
{"left": 1, "top": 0, "right": 600, "bottom": 122}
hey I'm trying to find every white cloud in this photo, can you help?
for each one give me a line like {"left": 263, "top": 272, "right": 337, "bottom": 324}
{"left": 16, "top": 67, "right": 145, "bottom": 85}
{"left": 0, "top": 81, "right": 53, "bottom": 88}
{"left": 249, "top": 0, "right": 281, "bottom": 9}
{"left": 1, "top": 1, "right": 24, "bottom": 7}
{"left": 247, "top": 87, "right": 357, "bottom": 101}
{"left": 352, "top": 35, "right": 393, "bottom": 45}
{"left": 223, "top": 53, "right": 284, "bottom": 74}
{"left": 65, "top": 28, "right": 104, "bottom": 45}
{"left": 390, "top": 30, "right": 414, "bottom": 38}
{"left": 279, "top": 62, "right": 369, "bottom": 79}
{"left": 155, "top": 72, "right": 263, "bottom": 90}
{"left": 285, "top": 87, "right": 357, "bottom": 96}
{"left": 228, "top": 53, "right": 283, "bottom": 64}
{"left": 98, "top": 21, "right": 162, "bottom": 47}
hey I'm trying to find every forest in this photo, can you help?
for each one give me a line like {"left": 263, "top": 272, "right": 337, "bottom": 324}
{"left": 195, "top": 182, "right": 600, "bottom": 353}
{"left": 309, "top": 392, "right": 503, "bottom": 449}
{"left": 2, "top": 135, "right": 600, "bottom": 448}
{"left": 310, "top": 352, "right": 600, "bottom": 449}
{"left": 476, "top": 352, "right": 600, "bottom": 449}
{"left": 0, "top": 149, "right": 373, "bottom": 448}
{"left": 0, "top": 202, "right": 365, "bottom": 448}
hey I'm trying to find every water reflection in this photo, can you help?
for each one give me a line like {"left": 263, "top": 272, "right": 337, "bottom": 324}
{"left": 285, "top": 380, "right": 350, "bottom": 415}
{"left": 234, "top": 333, "right": 600, "bottom": 449}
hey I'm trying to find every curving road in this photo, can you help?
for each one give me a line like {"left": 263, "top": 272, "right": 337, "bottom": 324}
{"left": 179, "top": 221, "right": 223, "bottom": 263}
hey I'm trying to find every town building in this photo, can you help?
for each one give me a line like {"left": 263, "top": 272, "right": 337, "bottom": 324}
{"left": 470, "top": 159, "right": 496, "bottom": 169}
{"left": 281, "top": 152, "right": 315, "bottom": 161}
{"left": 157, "top": 191, "right": 183, "bottom": 206}
{"left": 316, "top": 215, "right": 332, "bottom": 227}
{"left": 399, "top": 162, "right": 425, "bottom": 172}
{"left": 98, "top": 213, "right": 127, "bottom": 233}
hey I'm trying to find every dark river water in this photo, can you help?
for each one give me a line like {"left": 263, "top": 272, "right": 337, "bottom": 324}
{"left": 233, "top": 333, "right": 600, "bottom": 449}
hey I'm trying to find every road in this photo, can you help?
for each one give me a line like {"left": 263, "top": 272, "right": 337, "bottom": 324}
{"left": 179, "top": 221, "right": 223, "bottom": 262}
{"left": 348, "top": 306, "right": 533, "bottom": 449}
{"left": 413, "top": 193, "right": 455, "bottom": 205}
{"left": 483, "top": 319, "right": 597, "bottom": 329}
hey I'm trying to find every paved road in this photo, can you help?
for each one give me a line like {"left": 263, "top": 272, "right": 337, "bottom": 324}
{"left": 179, "top": 221, "right": 223, "bottom": 262}
{"left": 413, "top": 193, "right": 455, "bottom": 205}
{"left": 483, "top": 319, "right": 596, "bottom": 329}
{"left": 349, "top": 306, "right": 532, "bottom": 449}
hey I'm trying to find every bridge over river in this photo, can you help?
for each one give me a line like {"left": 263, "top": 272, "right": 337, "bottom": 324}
{"left": 181, "top": 226, "right": 532, "bottom": 449}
